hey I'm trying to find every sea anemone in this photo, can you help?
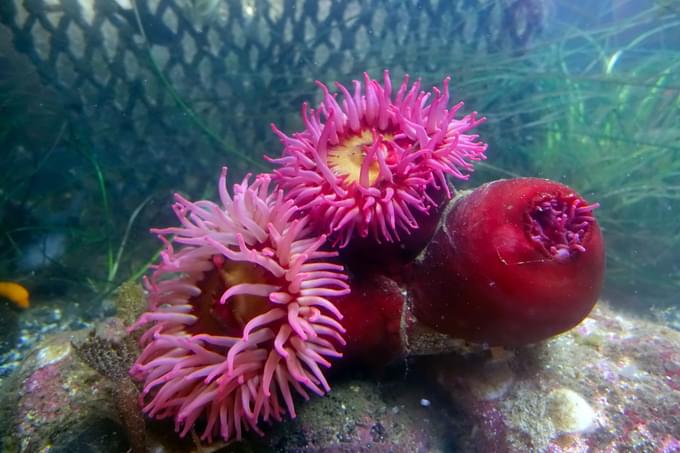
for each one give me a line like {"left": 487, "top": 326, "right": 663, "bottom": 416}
{"left": 408, "top": 178, "right": 605, "bottom": 346}
{"left": 129, "top": 168, "right": 349, "bottom": 442}
{"left": 268, "top": 70, "right": 487, "bottom": 248}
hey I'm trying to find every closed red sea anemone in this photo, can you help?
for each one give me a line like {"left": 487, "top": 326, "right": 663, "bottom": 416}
{"left": 268, "top": 70, "right": 487, "bottom": 248}
{"left": 129, "top": 168, "right": 349, "bottom": 442}
{"left": 408, "top": 178, "right": 605, "bottom": 347}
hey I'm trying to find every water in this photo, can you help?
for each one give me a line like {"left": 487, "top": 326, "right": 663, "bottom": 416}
{"left": 0, "top": 1, "right": 678, "bottom": 452}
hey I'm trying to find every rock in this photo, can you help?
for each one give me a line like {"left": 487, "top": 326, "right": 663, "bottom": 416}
{"left": 258, "top": 377, "right": 459, "bottom": 453}
{"left": 0, "top": 304, "right": 19, "bottom": 356}
{"left": 545, "top": 388, "right": 595, "bottom": 435}
{"left": 0, "top": 299, "right": 99, "bottom": 378}
{"left": 1, "top": 325, "right": 461, "bottom": 452}
{"left": 432, "top": 303, "right": 680, "bottom": 452}
{"left": 4, "top": 302, "right": 678, "bottom": 452}
{"left": 0, "top": 330, "right": 128, "bottom": 453}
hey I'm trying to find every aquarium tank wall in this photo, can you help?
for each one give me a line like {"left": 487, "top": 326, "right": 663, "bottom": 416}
{"left": 0, "top": 0, "right": 678, "bottom": 451}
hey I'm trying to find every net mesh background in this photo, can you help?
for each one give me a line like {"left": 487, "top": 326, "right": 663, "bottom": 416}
{"left": 0, "top": 0, "right": 546, "bottom": 283}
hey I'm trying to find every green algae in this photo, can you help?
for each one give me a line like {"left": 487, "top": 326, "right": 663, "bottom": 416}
{"left": 114, "top": 281, "right": 146, "bottom": 328}
{"left": 480, "top": 7, "right": 680, "bottom": 303}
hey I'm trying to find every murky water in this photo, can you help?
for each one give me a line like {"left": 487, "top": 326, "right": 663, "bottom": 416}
{"left": 1, "top": 1, "right": 678, "bottom": 451}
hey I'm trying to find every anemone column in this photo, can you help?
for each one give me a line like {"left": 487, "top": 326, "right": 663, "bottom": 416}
{"left": 407, "top": 178, "right": 606, "bottom": 347}
{"left": 338, "top": 178, "right": 606, "bottom": 359}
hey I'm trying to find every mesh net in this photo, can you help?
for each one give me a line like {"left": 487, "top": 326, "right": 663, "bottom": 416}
{"left": 0, "top": 0, "right": 547, "bottom": 292}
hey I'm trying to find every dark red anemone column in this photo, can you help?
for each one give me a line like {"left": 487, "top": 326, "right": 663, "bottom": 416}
{"left": 406, "top": 178, "right": 605, "bottom": 347}
{"left": 334, "top": 274, "right": 405, "bottom": 365}
{"left": 336, "top": 273, "right": 486, "bottom": 365}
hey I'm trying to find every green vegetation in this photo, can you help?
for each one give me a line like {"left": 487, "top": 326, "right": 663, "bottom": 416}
{"left": 0, "top": 47, "right": 161, "bottom": 301}
{"left": 468, "top": 4, "right": 680, "bottom": 302}
{"left": 344, "top": 2, "right": 680, "bottom": 303}
{"left": 0, "top": 0, "right": 677, "bottom": 312}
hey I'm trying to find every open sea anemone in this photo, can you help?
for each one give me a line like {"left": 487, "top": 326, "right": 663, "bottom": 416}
{"left": 268, "top": 70, "right": 487, "bottom": 248}
{"left": 129, "top": 168, "right": 349, "bottom": 442}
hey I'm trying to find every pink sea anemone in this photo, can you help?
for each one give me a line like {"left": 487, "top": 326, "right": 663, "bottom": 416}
{"left": 129, "top": 168, "right": 349, "bottom": 442}
{"left": 268, "top": 70, "right": 487, "bottom": 247}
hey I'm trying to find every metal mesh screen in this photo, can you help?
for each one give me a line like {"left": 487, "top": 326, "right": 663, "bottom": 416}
{"left": 1, "top": 0, "right": 547, "bottom": 168}
{"left": 0, "top": 0, "right": 547, "bottom": 288}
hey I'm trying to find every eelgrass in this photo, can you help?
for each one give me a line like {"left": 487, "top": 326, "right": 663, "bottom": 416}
{"left": 341, "top": 2, "right": 680, "bottom": 303}
{"left": 1, "top": 0, "right": 677, "bottom": 314}
{"left": 466, "top": 3, "right": 680, "bottom": 303}
{"left": 315, "top": 1, "right": 680, "bottom": 303}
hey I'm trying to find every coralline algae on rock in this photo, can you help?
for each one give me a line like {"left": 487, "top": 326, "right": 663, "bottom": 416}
{"left": 0, "top": 331, "right": 126, "bottom": 453}
{"left": 432, "top": 303, "right": 680, "bottom": 453}
{"left": 3, "top": 297, "right": 678, "bottom": 452}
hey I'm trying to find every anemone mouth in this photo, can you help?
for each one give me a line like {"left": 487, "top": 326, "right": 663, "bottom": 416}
{"left": 129, "top": 168, "right": 349, "bottom": 443}
{"left": 186, "top": 259, "right": 275, "bottom": 338}
{"left": 219, "top": 260, "right": 272, "bottom": 327}
{"left": 526, "top": 192, "right": 599, "bottom": 262}
{"left": 327, "top": 130, "right": 385, "bottom": 186}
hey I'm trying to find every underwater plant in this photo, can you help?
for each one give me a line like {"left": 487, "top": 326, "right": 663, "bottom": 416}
{"left": 450, "top": 2, "right": 680, "bottom": 305}
{"left": 268, "top": 71, "right": 487, "bottom": 251}
{"left": 129, "top": 168, "right": 349, "bottom": 442}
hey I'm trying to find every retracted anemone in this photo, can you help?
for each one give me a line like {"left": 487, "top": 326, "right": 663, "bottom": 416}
{"left": 408, "top": 178, "right": 605, "bottom": 347}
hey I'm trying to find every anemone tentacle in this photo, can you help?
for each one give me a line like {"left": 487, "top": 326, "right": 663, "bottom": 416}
{"left": 130, "top": 168, "right": 348, "bottom": 443}
{"left": 269, "top": 70, "right": 487, "bottom": 247}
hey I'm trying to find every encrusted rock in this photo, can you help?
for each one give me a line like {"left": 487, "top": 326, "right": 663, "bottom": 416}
{"left": 0, "top": 330, "right": 125, "bottom": 453}
{"left": 3, "top": 301, "right": 678, "bottom": 452}
{"left": 432, "top": 303, "right": 680, "bottom": 452}
{"left": 259, "top": 377, "right": 459, "bottom": 452}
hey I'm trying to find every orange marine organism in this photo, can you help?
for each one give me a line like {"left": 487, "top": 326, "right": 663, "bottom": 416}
{"left": 0, "top": 281, "right": 30, "bottom": 309}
